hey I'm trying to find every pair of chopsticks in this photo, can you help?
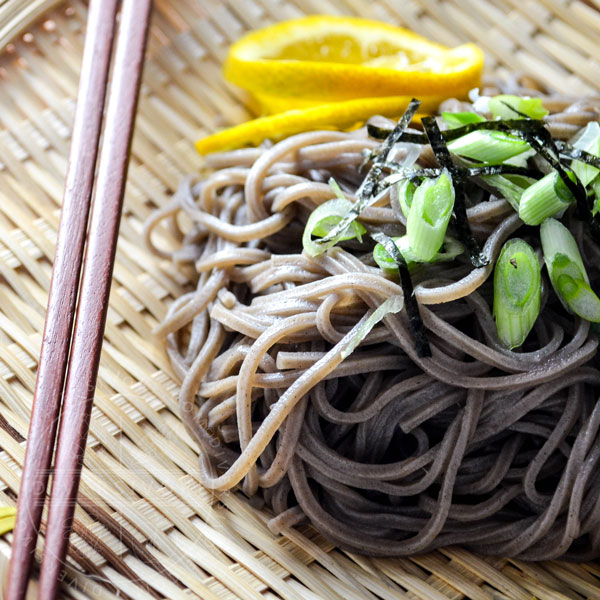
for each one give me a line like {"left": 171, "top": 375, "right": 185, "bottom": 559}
{"left": 5, "top": 0, "right": 152, "bottom": 598}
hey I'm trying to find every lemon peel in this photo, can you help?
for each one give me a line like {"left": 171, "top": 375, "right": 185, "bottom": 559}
{"left": 0, "top": 506, "right": 17, "bottom": 536}
{"left": 195, "top": 95, "right": 443, "bottom": 155}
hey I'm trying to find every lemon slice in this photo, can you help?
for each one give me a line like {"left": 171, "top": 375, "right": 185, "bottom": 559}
{"left": 224, "top": 16, "right": 483, "bottom": 108}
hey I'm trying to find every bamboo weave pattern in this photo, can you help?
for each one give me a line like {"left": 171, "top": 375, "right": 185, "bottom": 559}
{"left": 0, "top": 0, "right": 599, "bottom": 598}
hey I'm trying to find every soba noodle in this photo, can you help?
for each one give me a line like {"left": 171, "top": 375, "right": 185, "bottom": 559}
{"left": 145, "top": 82, "right": 600, "bottom": 560}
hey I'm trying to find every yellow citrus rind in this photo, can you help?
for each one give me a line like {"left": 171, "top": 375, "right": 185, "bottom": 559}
{"left": 195, "top": 95, "right": 445, "bottom": 155}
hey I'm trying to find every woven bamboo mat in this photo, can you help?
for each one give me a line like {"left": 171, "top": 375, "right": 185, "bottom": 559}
{"left": 0, "top": 0, "right": 599, "bottom": 598}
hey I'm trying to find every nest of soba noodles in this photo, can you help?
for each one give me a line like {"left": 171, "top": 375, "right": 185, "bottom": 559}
{"left": 145, "top": 78, "right": 600, "bottom": 559}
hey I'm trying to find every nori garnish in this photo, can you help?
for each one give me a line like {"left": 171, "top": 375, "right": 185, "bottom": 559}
{"left": 370, "top": 117, "right": 550, "bottom": 145}
{"left": 378, "top": 163, "right": 539, "bottom": 198}
{"left": 367, "top": 123, "right": 393, "bottom": 140}
{"left": 356, "top": 101, "right": 600, "bottom": 353}
{"left": 440, "top": 118, "right": 546, "bottom": 142}
{"left": 421, "top": 116, "right": 489, "bottom": 267}
{"left": 465, "top": 165, "right": 539, "bottom": 178}
{"left": 367, "top": 123, "right": 425, "bottom": 144}
{"left": 371, "top": 232, "right": 431, "bottom": 358}
{"left": 556, "top": 142, "right": 600, "bottom": 170}
{"left": 383, "top": 163, "right": 539, "bottom": 179}
{"left": 357, "top": 99, "right": 421, "bottom": 201}
{"left": 555, "top": 142, "right": 600, "bottom": 240}
{"left": 315, "top": 99, "right": 421, "bottom": 248}
{"left": 512, "top": 125, "right": 600, "bottom": 240}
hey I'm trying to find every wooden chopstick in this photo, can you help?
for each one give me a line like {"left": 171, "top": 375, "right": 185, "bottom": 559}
{"left": 37, "top": 0, "right": 152, "bottom": 597}
{"left": 6, "top": 0, "right": 120, "bottom": 597}
{"left": 6, "top": 1, "right": 152, "bottom": 598}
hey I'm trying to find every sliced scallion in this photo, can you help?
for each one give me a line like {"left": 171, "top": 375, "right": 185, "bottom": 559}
{"left": 447, "top": 130, "right": 530, "bottom": 164}
{"left": 540, "top": 217, "right": 600, "bottom": 321}
{"left": 570, "top": 121, "right": 600, "bottom": 186}
{"left": 421, "top": 116, "right": 488, "bottom": 267}
{"left": 488, "top": 95, "right": 548, "bottom": 120}
{"left": 373, "top": 235, "right": 463, "bottom": 273}
{"left": 328, "top": 177, "right": 349, "bottom": 201}
{"left": 493, "top": 238, "right": 541, "bottom": 349}
{"left": 397, "top": 178, "right": 416, "bottom": 218}
{"left": 592, "top": 176, "right": 600, "bottom": 215}
{"left": 441, "top": 111, "right": 486, "bottom": 129}
{"left": 518, "top": 170, "right": 575, "bottom": 225}
{"left": 555, "top": 275, "right": 600, "bottom": 322}
{"left": 302, "top": 198, "right": 366, "bottom": 257}
{"left": 502, "top": 147, "right": 536, "bottom": 168}
{"left": 406, "top": 170, "right": 455, "bottom": 262}
{"left": 340, "top": 295, "right": 404, "bottom": 359}
{"left": 482, "top": 174, "right": 536, "bottom": 212}
{"left": 315, "top": 99, "right": 420, "bottom": 248}
{"left": 541, "top": 217, "right": 588, "bottom": 281}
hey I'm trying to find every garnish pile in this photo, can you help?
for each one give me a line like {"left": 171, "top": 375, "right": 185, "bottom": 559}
{"left": 304, "top": 94, "right": 600, "bottom": 352}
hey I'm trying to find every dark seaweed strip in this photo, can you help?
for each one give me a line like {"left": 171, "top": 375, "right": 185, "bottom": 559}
{"left": 509, "top": 125, "right": 600, "bottom": 241}
{"left": 357, "top": 99, "right": 421, "bottom": 201}
{"left": 315, "top": 100, "right": 421, "bottom": 248}
{"left": 371, "top": 118, "right": 547, "bottom": 145}
{"left": 556, "top": 142, "right": 600, "bottom": 170}
{"left": 420, "top": 117, "right": 453, "bottom": 168}
{"left": 383, "top": 165, "right": 442, "bottom": 178}
{"left": 515, "top": 127, "right": 597, "bottom": 234}
{"left": 466, "top": 165, "right": 539, "bottom": 177}
{"left": 379, "top": 165, "right": 538, "bottom": 197}
{"left": 397, "top": 132, "right": 428, "bottom": 144}
{"left": 371, "top": 232, "right": 431, "bottom": 358}
{"left": 384, "top": 163, "right": 538, "bottom": 178}
{"left": 421, "top": 117, "right": 489, "bottom": 268}
{"left": 441, "top": 118, "right": 546, "bottom": 142}
{"left": 367, "top": 123, "right": 395, "bottom": 140}
{"left": 368, "top": 123, "right": 426, "bottom": 144}
{"left": 453, "top": 180, "right": 492, "bottom": 266}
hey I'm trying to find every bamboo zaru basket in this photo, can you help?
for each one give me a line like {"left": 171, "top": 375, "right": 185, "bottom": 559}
{"left": 0, "top": 0, "right": 599, "bottom": 598}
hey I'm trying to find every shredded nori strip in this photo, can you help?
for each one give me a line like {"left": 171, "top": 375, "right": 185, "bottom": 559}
{"left": 379, "top": 164, "right": 539, "bottom": 197}
{"left": 512, "top": 125, "right": 600, "bottom": 239}
{"left": 384, "top": 165, "right": 441, "bottom": 179}
{"left": 439, "top": 118, "right": 548, "bottom": 142}
{"left": 556, "top": 142, "right": 600, "bottom": 170}
{"left": 421, "top": 116, "right": 489, "bottom": 267}
{"left": 369, "top": 118, "right": 550, "bottom": 144}
{"left": 315, "top": 99, "right": 421, "bottom": 247}
{"left": 367, "top": 123, "right": 426, "bottom": 144}
{"left": 419, "top": 118, "right": 454, "bottom": 169}
{"left": 465, "top": 165, "right": 538, "bottom": 177}
{"left": 357, "top": 98, "right": 421, "bottom": 200}
{"left": 368, "top": 123, "right": 405, "bottom": 141}
{"left": 371, "top": 232, "right": 431, "bottom": 358}
{"left": 383, "top": 163, "right": 539, "bottom": 179}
